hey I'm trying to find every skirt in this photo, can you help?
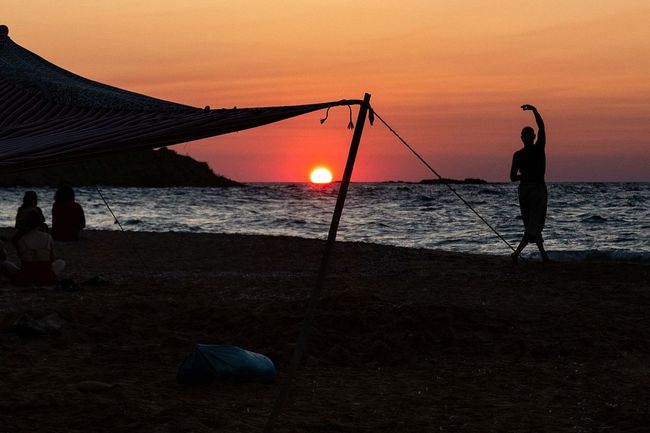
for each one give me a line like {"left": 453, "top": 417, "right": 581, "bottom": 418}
{"left": 518, "top": 182, "right": 547, "bottom": 243}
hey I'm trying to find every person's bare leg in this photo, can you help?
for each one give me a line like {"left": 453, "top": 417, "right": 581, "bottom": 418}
{"left": 536, "top": 242, "right": 550, "bottom": 263}
{"left": 511, "top": 234, "right": 529, "bottom": 264}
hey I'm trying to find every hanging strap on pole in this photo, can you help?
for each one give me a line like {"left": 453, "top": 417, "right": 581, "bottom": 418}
{"left": 263, "top": 93, "right": 372, "bottom": 433}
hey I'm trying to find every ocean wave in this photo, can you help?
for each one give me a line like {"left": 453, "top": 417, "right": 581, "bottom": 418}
{"left": 478, "top": 188, "right": 504, "bottom": 195}
{"left": 580, "top": 215, "right": 607, "bottom": 223}
{"left": 274, "top": 217, "right": 307, "bottom": 225}
{"left": 547, "top": 250, "right": 650, "bottom": 263}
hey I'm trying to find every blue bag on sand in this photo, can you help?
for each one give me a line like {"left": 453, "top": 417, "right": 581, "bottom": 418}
{"left": 177, "top": 344, "right": 276, "bottom": 385}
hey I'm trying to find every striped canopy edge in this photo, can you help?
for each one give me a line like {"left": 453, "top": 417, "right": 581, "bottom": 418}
{"left": 0, "top": 26, "right": 362, "bottom": 173}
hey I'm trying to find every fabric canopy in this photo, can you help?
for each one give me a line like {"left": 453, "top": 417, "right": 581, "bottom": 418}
{"left": 0, "top": 26, "right": 361, "bottom": 173}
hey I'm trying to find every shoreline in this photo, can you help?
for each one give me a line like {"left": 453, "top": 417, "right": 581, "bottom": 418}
{"left": 1, "top": 230, "right": 648, "bottom": 432}
{"left": 3, "top": 227, "right": 648, "bottom": 265}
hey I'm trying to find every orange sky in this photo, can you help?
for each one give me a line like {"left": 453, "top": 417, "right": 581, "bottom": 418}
{"left": 5, "top": 1, "right": 650, "bottom": 181}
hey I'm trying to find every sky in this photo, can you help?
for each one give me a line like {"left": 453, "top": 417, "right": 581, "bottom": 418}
{"left": 4, "top": 1, "right": 649, "bottom": 182}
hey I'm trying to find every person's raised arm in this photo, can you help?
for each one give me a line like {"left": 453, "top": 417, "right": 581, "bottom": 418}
{"left": 521, "top": 104, "right": 545, "bottom": 148}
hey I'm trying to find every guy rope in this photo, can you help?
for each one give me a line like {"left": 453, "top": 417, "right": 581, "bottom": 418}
{"left": 371, "top": 108, "right": 519, "bottom": 254}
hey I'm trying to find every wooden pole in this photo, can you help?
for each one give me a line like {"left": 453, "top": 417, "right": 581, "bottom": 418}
{"left": 324, "top": 92, "right": 372, "bottom": 244}
{"left": 263, "top": 93, "right": 371, "bottom": 433}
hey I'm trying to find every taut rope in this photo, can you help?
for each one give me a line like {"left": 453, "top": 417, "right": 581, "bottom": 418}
{"left": 95, "top": 186, "right": 151, "bottom": 273}
{"left": 371, "top": 108, "right": 519, "bottom": 254}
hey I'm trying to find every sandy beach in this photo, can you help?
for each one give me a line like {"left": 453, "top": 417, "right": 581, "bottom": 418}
{"left": 0, "top": 229, "right": 648, "bottom": 432}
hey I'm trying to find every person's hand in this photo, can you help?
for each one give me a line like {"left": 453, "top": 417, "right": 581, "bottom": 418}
{"left": 520, "top": 104, "right": 537, "bottom": 111}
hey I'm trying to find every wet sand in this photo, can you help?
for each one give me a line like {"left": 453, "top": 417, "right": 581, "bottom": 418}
{"left": 0, "top": 230, "right": 648, "bottom": 432}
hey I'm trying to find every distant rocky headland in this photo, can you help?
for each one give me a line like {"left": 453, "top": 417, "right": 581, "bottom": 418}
{"left": 0, "top": 148, "right": 241, "bottom": 187}
{"left": 419, "top": 178, "right": 488, "bottom": 185}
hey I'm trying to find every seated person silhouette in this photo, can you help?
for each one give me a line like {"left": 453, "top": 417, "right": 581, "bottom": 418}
{"left": 15, "top": 190, "right": 47, "bottom": 234}
{"left": 51, "top": 185, "right": 86, "bottom": 241}
{"left": 3, "top": 209, "right": 66, "bottom": 286}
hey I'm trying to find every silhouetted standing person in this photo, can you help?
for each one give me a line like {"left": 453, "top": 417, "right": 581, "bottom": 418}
{"left": 51, "top": 186, "right": 86, "bottom": 241}
{"left": 510, "top": 104, "right": 550, "bottom": 263}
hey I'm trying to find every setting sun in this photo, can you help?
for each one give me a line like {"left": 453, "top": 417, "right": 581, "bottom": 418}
{"left": 310, "top": 167, "right": 333, "bottom": 184}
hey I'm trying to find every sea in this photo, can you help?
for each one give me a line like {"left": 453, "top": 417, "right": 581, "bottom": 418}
{"left": 1, "top": 183, "right": 648, "bottom": 262}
